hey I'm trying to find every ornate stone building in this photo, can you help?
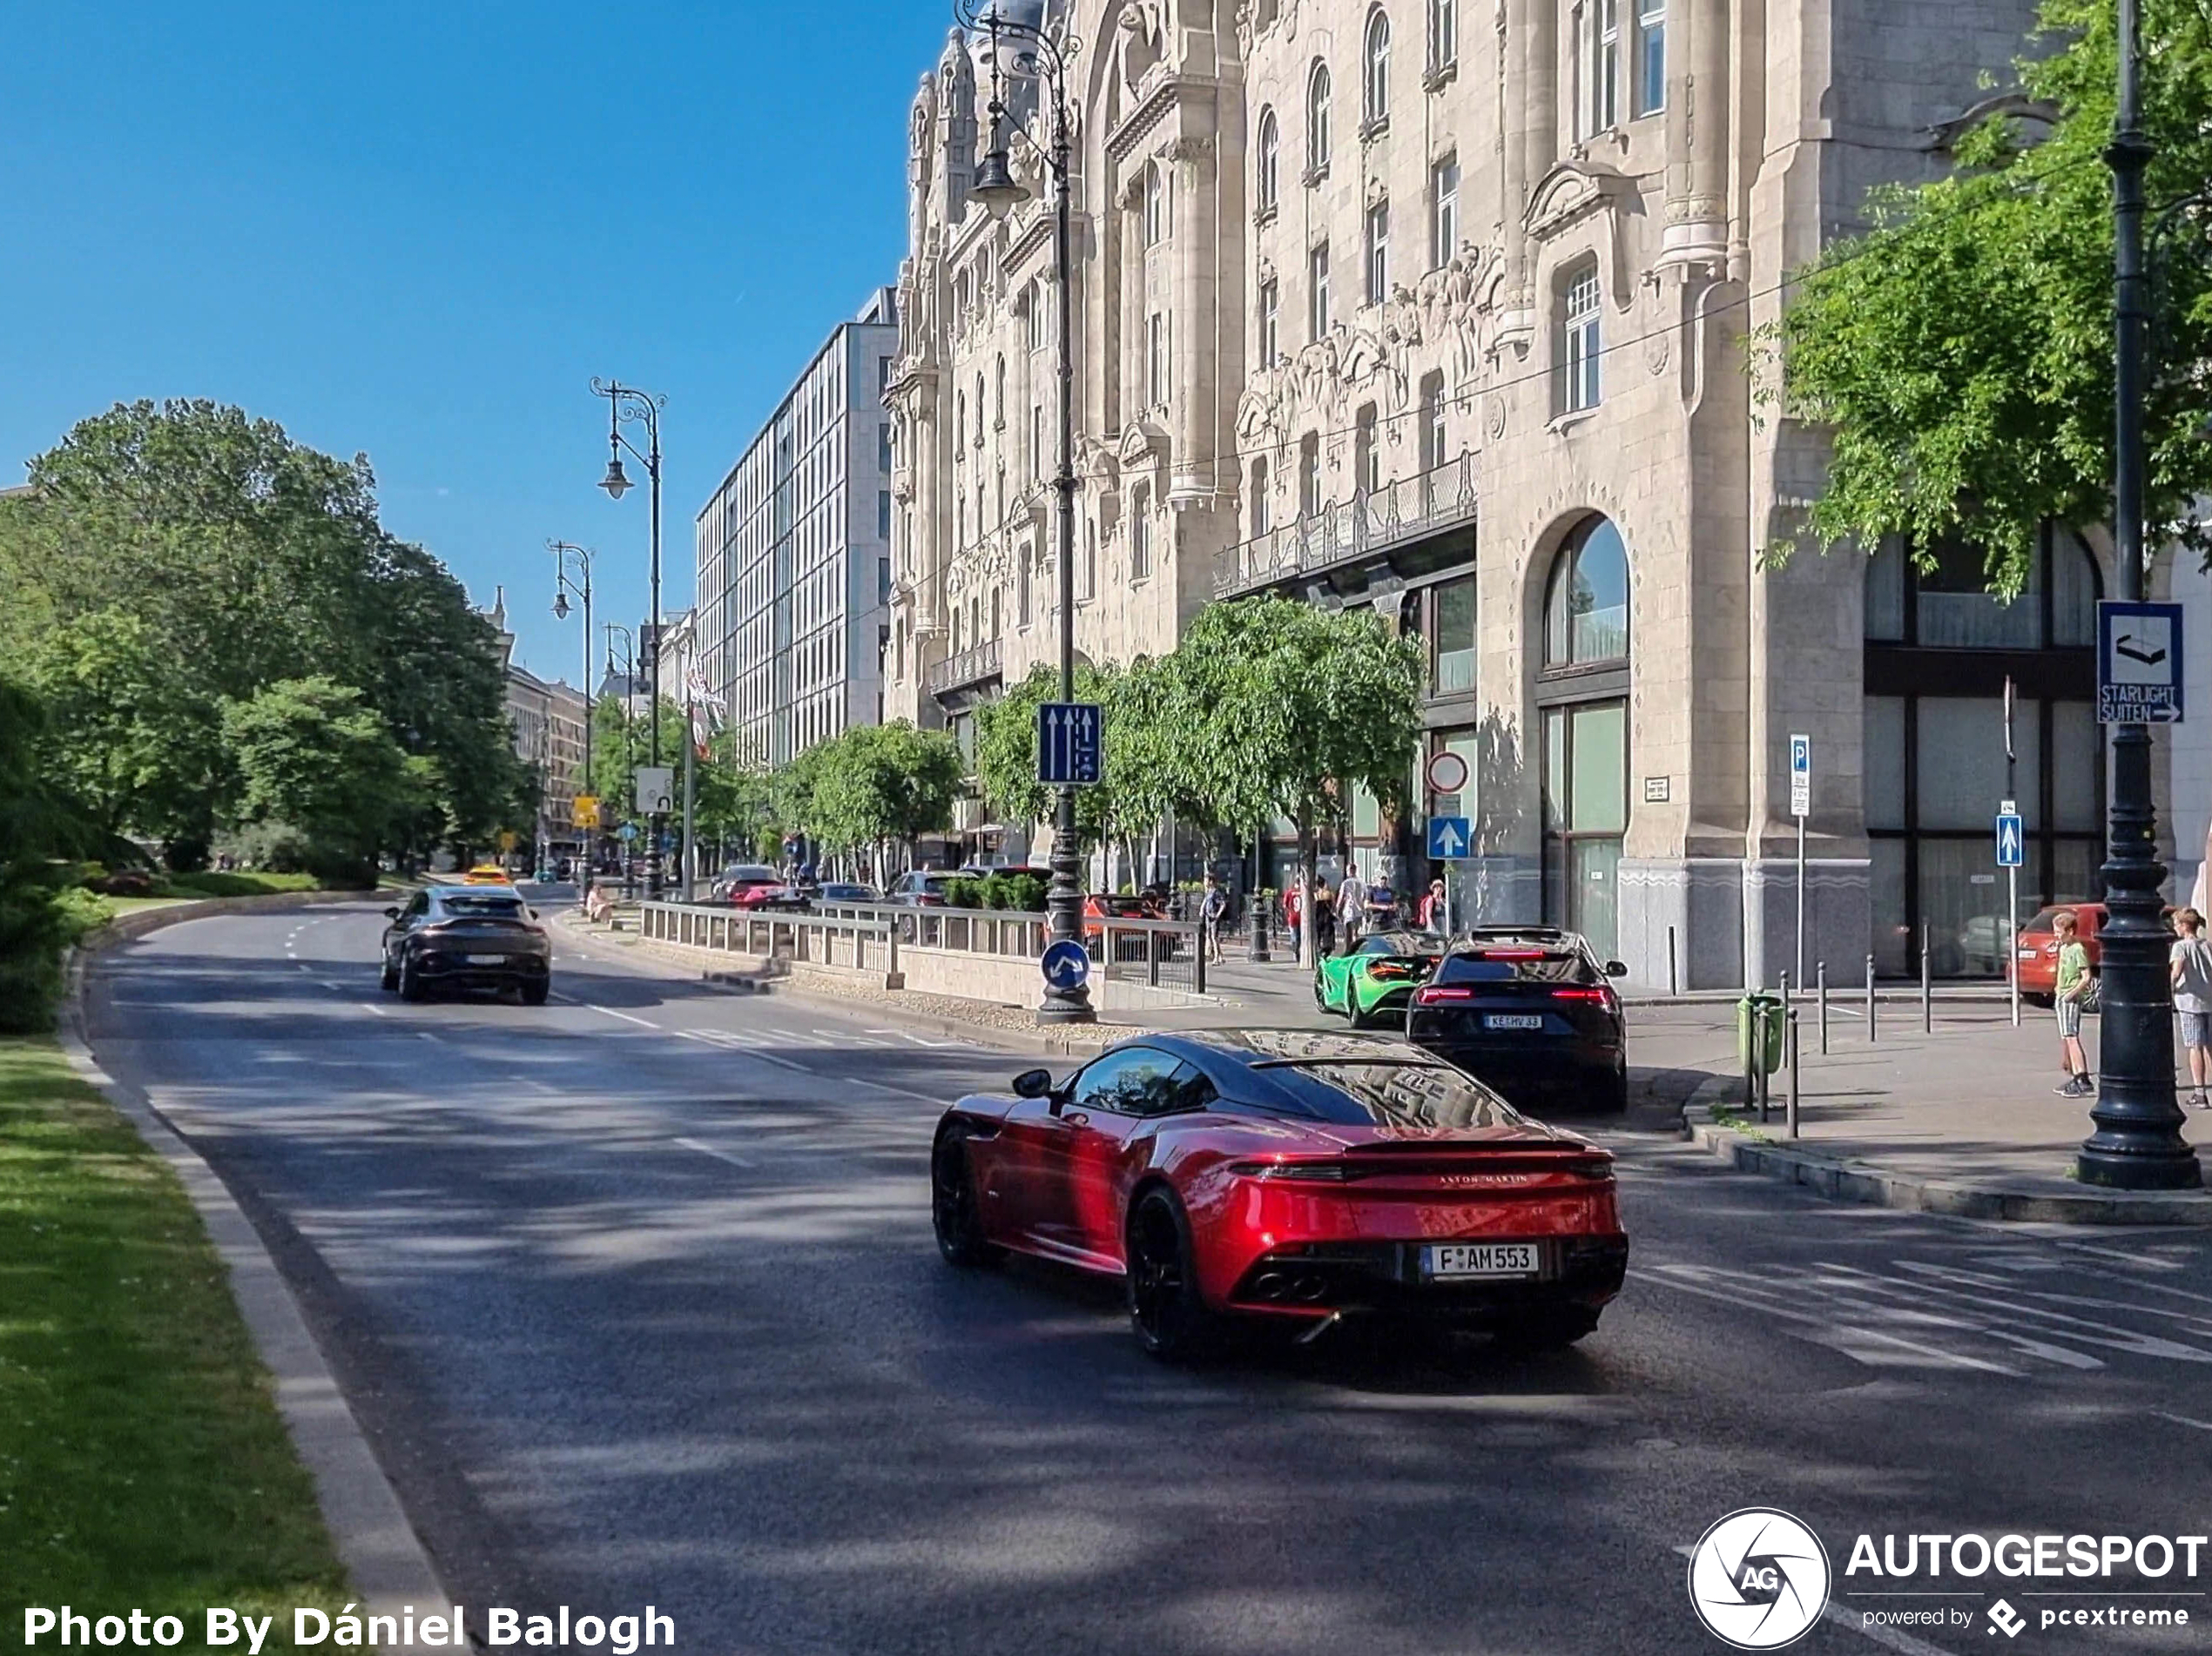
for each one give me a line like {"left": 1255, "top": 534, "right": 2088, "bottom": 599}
{"left": 882, "top": 0, "right": 2078, "bottom": 987}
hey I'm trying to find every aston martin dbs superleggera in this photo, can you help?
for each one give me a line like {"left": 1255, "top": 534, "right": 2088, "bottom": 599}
{"left": 929, "top": 1029, "right": 1629, "bottom": 1361}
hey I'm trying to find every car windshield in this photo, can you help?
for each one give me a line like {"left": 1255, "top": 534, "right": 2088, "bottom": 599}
{"left": 1257, "top": 1060, "right": 1522, "bottom": 1128}
{"left": 725, "top": 866, "right": 778, "bottom": 884}
{"left": 437, "top": 892, "right": 526, "bottom": 918}
{"left": 1434, "top": 948, "right": 1600, "bottom": 985}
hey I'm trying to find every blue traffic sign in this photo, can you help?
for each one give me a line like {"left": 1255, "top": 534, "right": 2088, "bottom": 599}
{"left": 1037, "top": 701, "right": 1103, "bottom": 785}
{"left": 1040, "top": 938, "right": 1090, "bottom": 993}
{"left": 617, "top": 823, "right": 639, "bottom": 841}
{"left": 2097, "top": 599, "right": 2184, "bottom": 724}
{"left": 1427, "top": 816, "right": 1472, "bottom": 861}
{"left": 1995, "top": 811, "right": 2025, "bottom": 868}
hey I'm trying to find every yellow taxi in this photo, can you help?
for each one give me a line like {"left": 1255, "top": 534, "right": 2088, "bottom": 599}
{"left": 461, "top": 863, "right": 513, "bottom": 886}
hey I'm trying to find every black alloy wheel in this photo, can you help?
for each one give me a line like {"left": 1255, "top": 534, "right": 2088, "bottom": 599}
{"left": 930, "top": 1126, "right": 1001, "bottom": 1267}
{"left": 1313, "top": 967, "right": 1332, "bottom": 1013}
{"left": 379, "top": 952, "right": 398, "bottom": 993}
{"left": 520, "top": 977, "right": 549, "bottom": 1006}
{"left": 397, "top": 948, "right": 428, "bottom": 1003}
{"left": 1125, "top": 1188, "right": 1218, "bottom": 1362}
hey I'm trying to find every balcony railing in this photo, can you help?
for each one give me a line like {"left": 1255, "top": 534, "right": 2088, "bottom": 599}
{"left": 925, "top": 636, "right": 1003, "bottom": 697}
{"left": 1215, "top": 450, "right": 1479, "bottom": 597}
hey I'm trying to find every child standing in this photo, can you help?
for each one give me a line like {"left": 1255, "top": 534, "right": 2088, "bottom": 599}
{"left": 2169, "top": 906, "right": 2212, "bottom": 1108}
{"left": 2052, "top": 910, "right": 2094, "bottom": 1097}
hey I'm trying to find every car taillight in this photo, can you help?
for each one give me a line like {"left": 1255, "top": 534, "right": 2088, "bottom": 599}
{"left": 1226, "top": 1160, "right": 1350, "bottom": 1181}
{"left": 1475, "top": 948, "right": 1547, "bottom": 960}
{"left": 1370, "top": 962, "right": 1413, "bottom": 981}
{"left": 1413, "top": 986, "right": 1474, "bottom": 1005}
{"left": 1553, "top": 986, "right": 1609, "bottom": 1002}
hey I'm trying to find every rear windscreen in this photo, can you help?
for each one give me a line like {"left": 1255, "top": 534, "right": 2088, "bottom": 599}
{"left": 1433, "top": 950, "right": 1597, "bottom": 986}
{"left": 439, "top": 893, "right": 526, "bottom": 918}
{"left": 1261, "top": 1062, "right": 1522, "bottom": 1128}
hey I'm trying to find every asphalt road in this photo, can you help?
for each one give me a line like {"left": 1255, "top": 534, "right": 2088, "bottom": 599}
{"left": 82, "top": 895, "right": 2212, "bottom": 1655}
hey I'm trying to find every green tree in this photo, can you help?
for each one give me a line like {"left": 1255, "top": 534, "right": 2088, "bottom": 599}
{"left": 0, "top": 676, "right": 101, "bottom": 1031}
{"left": 23, "top": 609, "right": 229, "bottom": 863}
{"left": 1767, "top": 0, "right": 2212, "bottom": 589}
{"left": 792, "top": 723, "right": 962, "bottom": 880}
{"left": 973, "top": 663, "right": 1125, "bottom": 850}
{"left": 1158, "top": 597, "right": 1423, "bottom": 959}
{"left": 691, "top": 734, "right": 777, "bottom": 866}
{"left": 221, "top": 677, "right": 408, "bottom": 882}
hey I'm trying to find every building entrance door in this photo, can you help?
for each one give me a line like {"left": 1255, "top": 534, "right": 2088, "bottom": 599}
{"left": 1542, "top": 700, "right": 1627, "bottom": 959}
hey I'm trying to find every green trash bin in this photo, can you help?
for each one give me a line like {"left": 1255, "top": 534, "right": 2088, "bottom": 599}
{"left": 1737, "top": 991, "right": 1786, "bottom": 1078}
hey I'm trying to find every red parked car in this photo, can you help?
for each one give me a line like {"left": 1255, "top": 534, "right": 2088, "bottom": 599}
{"left": 707, "top": 864, "right": 786, "bottom": 907}
{"left": 929, "top": 1029, "right": 1629, "bottom": 1360}
{"left": 2014, "top": 901, "right": 2173, "bottom": 1003}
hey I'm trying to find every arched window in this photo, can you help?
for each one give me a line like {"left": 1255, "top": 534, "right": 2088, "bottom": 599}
{"left": 1256, "top": 108, "right": 1280, "bottom": 212}
{"left": 954, "top": 392, "right": 967, "bottom": 461}
{"left": 1144, "top": 161, "right": 1168, "bottom": 246}
{"left": 1363, "top": 10, "right": 1392, "bottom": 125}
{"left": 1307, "top": 64, "right": 1332, "bottom": 175}
{"left": 994, "top": 354, "right": 1005, "bottom": 426}
{"left": 1545, "top": 515, "right": 1630, "bottom": 666}
{"left": 974, "top": 373, "right": 986, "bottom": 446}
{"left": 1250, "top": 456, "right": 1270, "bottom": 538}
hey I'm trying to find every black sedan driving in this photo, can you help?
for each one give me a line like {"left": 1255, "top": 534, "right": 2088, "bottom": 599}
{"left": 1404, "top": 926, "right": 1628, "bottom": 1114}
{"left": 380, "top": 885, "right": 552, "bottom": 1004}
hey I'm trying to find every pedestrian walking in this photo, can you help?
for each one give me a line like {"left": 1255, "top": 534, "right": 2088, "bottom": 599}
{"left": 2051, "top": 909, "right": 2094, "bottom": 1096}
{"left": 1312, "top": 875, "right": 1337, "bottom": 958}
{"left": 1338, "top": 865, "right": 1368, "bottom": 953}
{"left": 1420, "top": 877, "right": 1448, "bottom": 932}
{"left": 1199, "top": 872, "right": 1228, "bottom": 965}
{"left": 2170, "top": 906, "right": 2212, "bottom": 1108}
{"left": 1284, "top": 878, "right": 1304, "bottom": 963}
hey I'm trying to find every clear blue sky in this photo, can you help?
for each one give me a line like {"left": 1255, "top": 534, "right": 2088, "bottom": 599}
{"left": 0, "top": 3, "right": 948, "bottom": 687}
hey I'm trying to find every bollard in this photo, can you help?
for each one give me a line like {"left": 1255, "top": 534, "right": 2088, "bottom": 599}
{"left": 1250, "top": 899, "right": 1271, "bottom": 964}
{"left": 1779, "top": 968, "right": 1791, "bottom": 1011}
{"left": 1668, "top": 925, "right": 1679, "bottom": 996}
{"left": 1193, "top": 925, "right": 1207, "bottom": 996}
{"left": 1786, "top": 1009, "right": 1801, "bottom": 1140}
{"left": 1921, "top": 932, "right": 1932, "bottom": 1033}
{"left": 1866, "top": 953, "right": 1878, "bottom": 1043}
{"left": 1817, "top": 960, "right": 1829, "bottom": 1054}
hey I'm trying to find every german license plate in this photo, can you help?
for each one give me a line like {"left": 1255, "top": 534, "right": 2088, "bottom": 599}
{"left": 1485, "top": 1013, "right": 1543, "bottom": 1031}
{"left": 465, "top": 953, "right": 508, "bottom": 966}
{"left": 1424, "top": 1242, "right": 1541, "bottom": 1279}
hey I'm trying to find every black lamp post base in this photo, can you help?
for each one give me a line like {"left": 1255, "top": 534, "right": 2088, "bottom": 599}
{"left": 1035, "top": 991, "right": 1096, "bottom": 1026}
{"left": 2075, "top": 1138, "right": 2204, "bottom": 1190}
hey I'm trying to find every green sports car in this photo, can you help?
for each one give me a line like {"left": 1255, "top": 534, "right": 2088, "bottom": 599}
{"left": 1313, "top": 930, "right": 1448, "bottom": 1028}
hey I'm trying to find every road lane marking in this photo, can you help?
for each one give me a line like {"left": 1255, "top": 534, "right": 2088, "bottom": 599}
{"left": 1639, "top": 1265, "right": 2023, "bottom": 1375}
{"left": 357, "top": 1002, "right": 391, "bottom": 1018}
{"left": 2155, "top": 1410, "right": 2212, "bottom": 1432}
{"left": 674, "top": 1135, "right": 753, "bottom": 1168}
{"left": 1672, "top": 1546, "right": 1958, "bottom": 1655}
{"left": 550, "top": 993, "right": 661, "bottom": 1031}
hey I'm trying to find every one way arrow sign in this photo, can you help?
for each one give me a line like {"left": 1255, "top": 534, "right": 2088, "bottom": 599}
{"left": 1427, "top": 816, "right": 1471, "bottom": 861}
{"left": 1995, "top": 811, "right": 2024, "bottom": 869}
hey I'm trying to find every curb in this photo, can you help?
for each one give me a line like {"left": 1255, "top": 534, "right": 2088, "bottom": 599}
{"left": 1678, "top": 1075, "right": 2212, "bottom": 1226}
{"left": 64, "top": 894, "right": 457, "bottom": 1631}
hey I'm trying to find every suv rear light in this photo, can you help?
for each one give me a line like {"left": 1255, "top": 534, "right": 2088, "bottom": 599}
{"left": 1413, "top": 986, "right": 1474, "bottom": 1005}
{"left": 1552, "top": 986, "right": 1612, "bottom": 1004}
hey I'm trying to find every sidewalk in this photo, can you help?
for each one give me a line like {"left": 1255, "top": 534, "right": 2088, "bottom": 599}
{"left": 1678, "top": 1002, "right": 2212, "bottom": 1223}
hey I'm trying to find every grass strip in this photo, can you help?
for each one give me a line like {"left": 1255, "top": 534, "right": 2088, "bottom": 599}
{"left": 0, "top": 1037, "right": 359, "bottom": 1651}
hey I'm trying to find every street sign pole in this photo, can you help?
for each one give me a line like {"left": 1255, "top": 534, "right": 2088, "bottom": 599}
{"left": 1789, "top": 735, "right": 1811, "bottom": 992}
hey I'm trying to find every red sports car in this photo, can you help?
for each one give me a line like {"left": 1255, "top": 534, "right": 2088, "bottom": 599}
{"left": 929, "top": 1029, "right": 1629, "bottom": 1360}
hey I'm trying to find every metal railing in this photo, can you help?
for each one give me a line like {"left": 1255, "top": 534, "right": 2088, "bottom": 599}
{"left": 638, "top": 901, "right": 898, "bottom": 976}
{"left": 925, "top": 636, "right": 1003, "bottom": 696}
{"left": 820, "top": 900, "right": 1211, "bottom": 995}
{"left": 1215, "top": 451, "right": 1479, "bottom": 597}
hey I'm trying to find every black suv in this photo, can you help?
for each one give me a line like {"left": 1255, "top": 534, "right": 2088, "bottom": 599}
{"left": 381, "top": 885, "right": 552, "bottom": 1004}
{"left": 1403, "top": 926, "right": 1628, "bottom": 1114}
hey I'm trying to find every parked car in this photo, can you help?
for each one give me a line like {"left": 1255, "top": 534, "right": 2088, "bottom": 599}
{"left": 887, "top": 870, "right": 962, "bottom": 906}
{"left": 2012, "top": 902, "right": 2175, "bottom": 1004}
{"left": 381, "top": 885, "right": 550, "bottom": 1005}
{"left": 929, "top": 1030, "right": 1629, "bottom": 1360}
{"left": 708, "top": 864, "right": 785, "bottom": 906}
{"left": 1315, "top": 929, "right": 1448, "bottom": 1028}
{"left": 1404, "top": 926, "right": 1629, "bottom": 1114}
{"left": 460, "top": 863, "right": 512, "bottom": 885}
{"left": 1084, "top": 892, "right": 1182, "bottom": 962}
{"left": 813, "top": 882, "right": 880, "bottom": 905}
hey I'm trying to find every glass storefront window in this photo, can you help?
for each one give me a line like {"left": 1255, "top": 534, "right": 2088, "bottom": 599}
{"left": 1433, "top": 576, "right": 1475, "bottom": 694}
{"left": 1569, "top": 703, "right": 1627, "bottom": 831}
{"left": 1865, "top": 696, "right": 1905, "bottom": 831}
{"left": 2052, "top": 700, "right": 2101, "bottom": 829}
{"left": 1352, "top": 783, "right": 1380, "bottom": 838}
{"left": 1916, "top": 537, "right": 2040, "bottom": 649}
{"left": 1916, "top": 697, "right": 2040, "bottom": 830}
{"left": 1865, "top": 540, "right": 1906, "bottom": 642}
{"left": 1544, "top": 517, "right": 1629, "bottom": 666}
{"left": 1541, "top": 700, "right": 1626, "bottom": 958}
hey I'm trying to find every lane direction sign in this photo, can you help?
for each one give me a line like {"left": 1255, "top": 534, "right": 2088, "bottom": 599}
{"left": 1040, "top": 938, "right": 1090, "bottom": 993}
{"left": 1037, "top": 701, "right": 1103, "bottom": 785}
{"left": 1995, "top": 811, "right": 2024, "bottom": 868}
{"left": 1427, "top": 816, "right": 1471, "bottom": 861}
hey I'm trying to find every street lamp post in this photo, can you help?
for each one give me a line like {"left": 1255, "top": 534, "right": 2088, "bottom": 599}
{"left": 550, "top": 541, "right": 595, "bottom": 897}
{"left": 604, "top": 623, "right": 638, "bottom": 899}
{"left": 591, "top": 379, "right": 668, "bottom": 899}
{"left": 962, "top": 0, "right": 1094, "bottom": 1024}
{"left": 2078, "top": 0, "right": 2202, "bottom": 1189}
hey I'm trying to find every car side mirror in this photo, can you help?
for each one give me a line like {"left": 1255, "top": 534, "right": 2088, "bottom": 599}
{"left": 529, "top": 909, "right": 540, "bottom": 920}
{"left": 384, "top": 906, "right": 401, "bottom": 919}
{"left": 1604, "top": 960, "right": 1628, "bottom": 978}
{"left": 1012, "top": 1067, "right": 1054, "bottom": 1100}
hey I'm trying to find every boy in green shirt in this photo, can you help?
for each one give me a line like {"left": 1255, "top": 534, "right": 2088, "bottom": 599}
{"left": 2052, "top": 909, "right": 2093, "bottom": 1097}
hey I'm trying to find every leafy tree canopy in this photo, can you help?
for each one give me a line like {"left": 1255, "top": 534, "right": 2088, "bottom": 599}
{"left": 222, "top": 677, "right": 409, "bottom": 877}
{"left": 1768, "top": 0, "right": 2212, "bottom": 590}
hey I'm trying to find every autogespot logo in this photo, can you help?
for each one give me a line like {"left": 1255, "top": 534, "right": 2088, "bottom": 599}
{"left": 1687, "top": 1508, "right": 1834, "bottom": 1650}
